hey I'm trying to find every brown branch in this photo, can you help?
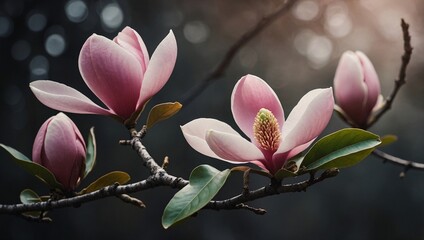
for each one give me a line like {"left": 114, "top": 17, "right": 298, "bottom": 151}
{"left": 0, "top": 130, "right": 337, "bottom": 219}
{"left": 181, "top": 0, "right": 297, "bottom": 106}
{"left": 367, "top": 19, "right": 413, "bottom": 128}
{"left": 372, "top": 149, "right": 424, "bottom": 176}
{"left": 205, "top": 168, "right": 339, "bottom": 211}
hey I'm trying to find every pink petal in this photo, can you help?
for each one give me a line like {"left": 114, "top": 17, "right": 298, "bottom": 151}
{"left": 114, "top": 26, "right": 149, "bottom": 73}
{"left": 231, "top": 74, "right": 284, "bottom": 140}
{"left": 272, "top": 138, "right": 315, "bottom": 169}
{"left": 181, "top": 118, "right": 240, "bottom": 161}
{"left": 277, "top": 88, "right": 334, "bottom": 154}
{"left": 32, "top": 116, "right": 52, "bottom": 164}
{"left": 356, "top": 51, "right": 381, "bottom": 113}
{"left": 79, "top": 34, "right": 143, "bottom": 120}
{"left": 206, "top": 130, "right": 264, "bottom": 163}
{"left": 30, "top": 81, "right": 114, "bottom": 116}
{"left": 43, "top": 113, "right": 82, "bottom": 190}
{"left": 333, "top": 51, "right": 368, "bottom": 125}
{"left": 136, "top": 30, "right": 177, "bottom": 110}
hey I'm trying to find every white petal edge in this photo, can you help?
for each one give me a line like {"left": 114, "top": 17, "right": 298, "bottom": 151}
{"left": 30, "top": 80, "right": 113, "bottom": 116}
{"left": 181, "top": 118, "right": 240, "bottom": 161}
{"left": 206, "top": 130, "right": 264, "bottom": 163}
{"left": 277, "top": 88, "right": 334, "bottom": 154}
{"left": 137, "top": 30, "right": 177, "bottom": 109}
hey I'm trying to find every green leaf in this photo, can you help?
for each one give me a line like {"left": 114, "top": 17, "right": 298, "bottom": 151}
{"left": 81, "top": 171, "right": 131, "bottom": 194}
{"left": 83, "top": 127, "right": 97, "bottom": 179}
{"left": 302, "top": 128, "right": 381, "bottom": 171}
{"left": 146, "top": 102, "right": 182, "bottom": 129}
{"left": 0, "top": 144, "right": 63, "bottom": 190}
{"left": 162, "top": 165, "right": 231, "bottom": 229}
{"left": 379, "top": 134, "right": 398, "bottom": 147}
{"left": 20, "top": 189, "right": 51, "bottom": 220}
{"left": 20, "top": 189, "right": 42, "bottom": 204}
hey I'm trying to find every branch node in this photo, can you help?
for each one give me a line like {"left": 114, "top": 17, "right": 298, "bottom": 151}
{"left": 235, "top": 203, "right": 267, "bottom": 215}
{"left": 162, "top": 156, "right": 169, "bottom": 169}
{"left": 119, "top": 140, "right": 131, "bottom": 145}
{"left": 116, "top": 194, "right": 146, "bottom": 208}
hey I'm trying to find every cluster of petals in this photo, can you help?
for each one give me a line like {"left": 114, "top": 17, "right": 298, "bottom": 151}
{"left": 32, "top": 112, "right": 86, "bottom": 191}
{"left": 30, "top": 26, "right": 177, "bottom": 124}
{"left": 181, "top": 74, "right": 334, "bottom": 174}
{"left": 333, "top": 51, "right": 383, "bottom": 127}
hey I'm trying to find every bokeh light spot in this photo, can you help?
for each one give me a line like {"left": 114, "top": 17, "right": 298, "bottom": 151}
{"left": 45, "top": 34, "right": 66, "bottom": 57}
{"left": 183, "top": 21, "right": 210, "bottom": 44}
{"left": 0, "top": 16, "right": 13, "bottom": 37}
{"left": 29, "top": 55, "right": 49, "bottom": 77}
{"left": 101, "top": 3, "right": 123, "bottom": 31}
{"left": 306, "top": 36, "right": 333, "bottom": 69}
{"left": 324, "top": 2, "right": 352, "bottom": 38}
{"left": 27, "top": 13, "right": 47, "bottom": 32}
{"left": 293, "top": 0, "right": 320, "bottom": 21}
{"left": 65, "top": 0, "right": 88, "bottom": 23}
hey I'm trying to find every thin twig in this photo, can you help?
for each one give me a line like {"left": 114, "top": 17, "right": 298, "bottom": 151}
{"left": 367, "top": 19, "right": 413, "bottom": 128}
{"left": 116, "top": 194, "right": 146, "bottom": 208}
{"left": 235, "top": 203, "right": 267, "bottom": 215}
{"left": 181, "top": 0, "right": 297, "bottom": 106}
{"left": 372, "top": 149, "right": 424, "bottom": 173}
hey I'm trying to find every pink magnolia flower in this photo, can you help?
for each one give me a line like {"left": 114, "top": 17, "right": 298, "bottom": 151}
{"left": 33, "top": 112, "right": 86, "bottom": 191}
{"left": 181, "top": 75, "right": 334, "bottom": 174}
{"left": 30, "top": 26, "right": 177, "bottom": 125}
{"left": 333, "top": 51, "right": 383, "bottom": 128}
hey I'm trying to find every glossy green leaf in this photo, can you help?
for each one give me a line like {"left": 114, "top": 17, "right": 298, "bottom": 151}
{"left": 20, "top": 189, "right": 51, "bottom": 220}
{"left": 0, "top": 144, "right": 63, "bottom": 190}
{"left": 379, "top": 134, "right": 398, "bottom": 147}
{"left": 146, "top": 102, "right": 182, "bottom": 129}
{"left": 81, "top": 171, "right": 131, "bottom": 194}
{"left": 83, "top": 127, "right": 97, "bottom": 179}
{"left": 302, "top": 128, "right": 381, "bottom": 171}
{"left": 20, "top": 189, "right": 42, "bottom": 204}
{"left": 162, "top": 165, "right": 231, "bottom": 229}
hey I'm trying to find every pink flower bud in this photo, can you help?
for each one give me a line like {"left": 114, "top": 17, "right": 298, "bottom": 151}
{"left": 333, "top": 51, "right": 382, "bottom": 127}
{"left": 32, "top": 113, "right": 86, "bottom": 191}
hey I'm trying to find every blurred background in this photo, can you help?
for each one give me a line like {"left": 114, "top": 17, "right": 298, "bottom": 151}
{"left": 1, "top": 0, "right": 424, "bottom": 239}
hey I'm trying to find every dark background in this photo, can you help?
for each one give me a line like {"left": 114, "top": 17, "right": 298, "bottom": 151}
{"left": 1, "top": 0, "right": 424, "bottom": 239}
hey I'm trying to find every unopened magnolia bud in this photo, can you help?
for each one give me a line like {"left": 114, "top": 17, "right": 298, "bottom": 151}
{"left": 32, "top": 113, "right": 86, "bottom": 191}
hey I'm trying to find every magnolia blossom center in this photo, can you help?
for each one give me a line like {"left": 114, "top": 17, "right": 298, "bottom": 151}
{"left": 253, "top": 108, "right": 281, "bottom": 152}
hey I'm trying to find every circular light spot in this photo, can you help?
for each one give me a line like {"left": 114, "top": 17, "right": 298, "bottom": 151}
{"left": 183, "top": 21, "right": 210, "bottom": 44}
{"left": 65, "top": 0, "right": 88, "bottom": 23}
{"left": 293, "top": 0, "right": 320, "bottom": 21}
{"left": 29, "top": 55, "right": 49, "bottom": 77}
{"left": 11, "top": 40, "right": 31, "bottom": 61}
{"left": 294, "top": 29, "right": 316, "bottom": 55}
{"left": 0, "top": 16, "right": 13, "bottom": 37}
{"left": 27, "top": 13, "right": 47, "bottom": 32}
{"left": 100, "top": 3, "right": 123, "bottom": 30}
{"left": 324, "top": 3, "right": 352, "bottom": 38}
{"left": 45, "top": 34, "right": 66, "bottom": 57}
{"left": 306, "top": 36, "right": 333, "bottom": 69}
